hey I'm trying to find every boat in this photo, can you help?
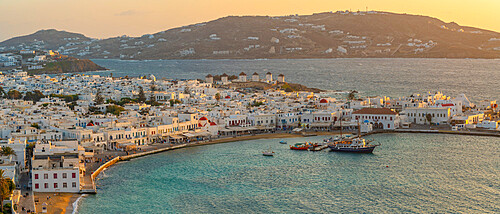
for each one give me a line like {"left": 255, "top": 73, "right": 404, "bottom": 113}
{"left": 328, "top": 138, "right": 379, "bottom": 153}
{"left": 263, "top": 147, "right": 275, "bottom": 156}
{"left": 327, "top": 119, "right": 380, "bottom": 153}
{"left": 279, "top": 140, "right": 287, "bottom": 144}
{"left": 262, "top": 151, "right": 275, "bottom": 156}
{"left": 290, "top": 142, "right": 319, "bottom": 150}
{"left": 289, "top": 143, "right": 309, "bottom": 150}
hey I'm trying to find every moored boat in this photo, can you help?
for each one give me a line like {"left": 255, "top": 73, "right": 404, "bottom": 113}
{"left": 289, "top": 143, "right": 309, "bottom": 150}
{"left": 327, "top": 119, "right": 380, "bottom": 153}
{"left": 262, "top": 151, "right": 275, "bottom": 156}
{"left": 279, "top": 140, "right": 287, "bottom": 144}
{"left": 263, "top": 147, "right": 275, "bottom": 156}
{"left": 328, "top": 138, "right": 378, "bottom": 153}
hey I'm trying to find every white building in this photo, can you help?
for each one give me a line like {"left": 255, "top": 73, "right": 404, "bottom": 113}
{"left": 404, "top": 107, "right": 451, "bottom": 125}
{"left": 277, "top": 74, "right": 285, "bottom": 83}
{"left": 238, "top": 72, "right": 247, "bottom": 82}
{"left": 252, "top": 72, "right": 259, "bottom": 82}
{"left": 352, "top": 108, "right": 399, "bottom": 130}
{"left": 266, "top": 72, "right": 273, "bottom": 82}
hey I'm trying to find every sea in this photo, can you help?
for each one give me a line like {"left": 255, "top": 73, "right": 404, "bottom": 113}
{"left": 88, "top": 58, "right": 500, "bottom": 101}
{"left": 76, "top": 58, "right": 500, "bottom": 213}
{"left": 77, "top": 134, "right": 499, "bottom": 213}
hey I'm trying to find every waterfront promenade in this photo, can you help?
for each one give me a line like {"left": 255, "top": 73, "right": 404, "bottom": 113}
{"left": 38, "top": 127, "right": 499, "bottom": 213}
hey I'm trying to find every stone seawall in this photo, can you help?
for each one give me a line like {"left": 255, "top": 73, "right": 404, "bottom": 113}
{"left": 119, "top": 144, "right": 186, "bottom": 161}
{"left": 91, "top": 156, "right": 120, "bottom": 181}
{"left": 363, "top": 129, "right": 500, "bottom": 137}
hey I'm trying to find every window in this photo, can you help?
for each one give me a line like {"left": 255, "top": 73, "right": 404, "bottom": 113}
{"left": 44, "top": 174, "right": 48, "bottom": 179}
{"left": 35, "top": 184, "right": 39, "bottom": 189}
{"left": 63, "top": 183, "right": 67, "bottom": 188}
{"left": 72, "top": 182, "right": 77, "bottom": 188}
{"left": 54, "top": 183, "right": 58, "bottom": 188}
{"left": 44, "top": 183, "right": 48, "bottom": 189}
{"left": 63, "top": 173, "right": 67, "bottom": 179}
{"left": 53, "top": 173, "right": 57, "bottom": 179}
{"left": 72, "top": 173, "right": 76, "bottom": 178}
{"left": 35, "top": 174, "right": 39, "bottom": 179}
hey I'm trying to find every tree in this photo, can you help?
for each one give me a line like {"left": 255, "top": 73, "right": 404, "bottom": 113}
{"left": 150, "top": 82, "right": 157, "bottom": 92}
{"left": 6, "top": 90, "right": 22, "bottom": 100}
{"left": 215, "top": 93, "right": 221, "bottom": 102}
{"left": 137, "top": 86, "right": 146, "bottom": 103}
{"left": 184, "top": 87, "right": 191, "bottom": 95}
{"left": 31, "top": 123, "right": 40, "bottom": 129}
{"left": 95, "top": 89, "right": 104, "bottom": 105}
{"left": 68, "top": 101, "right": 77, "bottom": 110}
{"left": 149, "top": 83, "right": 157, "bottom": 104}
{"left": 23, "top": 90, "right": 45, "bottom": 103}
{"left": 0, "top": 86, "right": 5, "bottom": 98}
{"left": 347, "top": 91, "right": 357, "bottom": 108}
{"left": 169, "top": 99, "right": 181, "bottom": 107}
{"left": 106, "top": 105, "right": 126, "bottom": 116}
{"left": 0, "top": 169, "right": 15, "bottom": 213}
{"left": 0, "top": 147, "right": 16, "bottom": 157}
{"left": 426, "top": 113, "right": 433, "bottom": 125}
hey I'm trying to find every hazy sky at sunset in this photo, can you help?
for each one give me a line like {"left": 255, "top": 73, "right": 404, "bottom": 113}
{"left": 1, "top": 0, "right": 499, "bottom": 41}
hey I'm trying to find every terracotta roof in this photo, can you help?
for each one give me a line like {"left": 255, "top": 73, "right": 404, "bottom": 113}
{"left": 278, "top": 74, "right": 284, "bottom": 76}
{"left": 352, "top": 108, "right": 397, "bottom": 115}
{"left": 253, "top": 72, "right": 259, "bottom": 75}
{"left": 266, "top": 72, "right": 272, "bottom": 74}
{"left": 319, "top": 99, "right": 328, "bottom": 103}
{"left": 441, "top": 103, "right": 454, "bottom": 107}
{"left": 221, "top": 73, "right": 228, "bottom": 77}
{"left": 199, "top": 116, "right": 208, "bottom": 120}
{"left": 206, "top": 74, "right": 213, "bottom": 77}
{"left": 239, "top": 72, "right": 247, "bottom": 76}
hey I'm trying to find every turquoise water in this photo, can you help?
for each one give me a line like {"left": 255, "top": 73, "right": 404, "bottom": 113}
{"left": 77, "top": 133, "right": 499, "bottom": 213}
{"left": 89, "top": 58, "right": 500, "bottom": 100}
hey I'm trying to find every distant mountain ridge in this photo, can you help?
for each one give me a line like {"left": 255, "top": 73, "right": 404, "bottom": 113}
{"left": 2, "top": 11, "right": 500, "bottom": 59}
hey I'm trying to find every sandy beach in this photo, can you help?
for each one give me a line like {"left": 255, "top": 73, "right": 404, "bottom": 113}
{"left": 34, "top": 192, "right": 81, "bottom": 214}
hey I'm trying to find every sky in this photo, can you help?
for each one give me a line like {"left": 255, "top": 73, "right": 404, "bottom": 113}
{"left": 1, "top": 0, "right": 499, "bottom": 41}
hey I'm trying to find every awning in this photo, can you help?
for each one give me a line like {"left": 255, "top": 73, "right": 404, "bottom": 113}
{"left": 169, "top": 135, "right": 184, "bottom": 139}
{"left": 183, "top": 131, "right": 211, "bottom": 138}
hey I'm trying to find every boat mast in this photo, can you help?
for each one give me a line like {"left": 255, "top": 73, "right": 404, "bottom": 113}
{"left": 339, "top": 113, "right": 342, "bottom": 139}
{"left": 357, "top": 120, "right": 361, "bottom": 138}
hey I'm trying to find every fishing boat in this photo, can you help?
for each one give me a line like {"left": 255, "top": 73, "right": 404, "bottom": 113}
{"left": 290, "top": 142, "right": 319, "bottom": 150}
{"left": 289, "top": 143, "right": 309, "bottom": 150}
{"left": 279, "top": 140, "right": 287, "bottom": 144}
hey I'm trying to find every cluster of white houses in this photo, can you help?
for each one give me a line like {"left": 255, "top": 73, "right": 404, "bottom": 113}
{"left": 0, "top": 71, "right": 499, "bottom": 194}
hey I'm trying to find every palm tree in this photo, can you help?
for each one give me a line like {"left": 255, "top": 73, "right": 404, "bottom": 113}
{"left": 0, "top": 147, "right": 16, "bottom": 158}
{"left": 0, "top": 169, "right": 14, "bottom": 212}
{"left": 425, "top": 113, "right": 433, "bottom": 125}
{"left": 347, "top": 91, "right": 357, "bottom": 108}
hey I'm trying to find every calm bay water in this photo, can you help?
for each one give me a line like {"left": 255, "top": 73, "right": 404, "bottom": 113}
{"left": 89, "top": 58, "right": 500, "bottom": 101}
{"left": 77, "top": 133, "right": 499, "bottom": 213}
{"left": 78, "top": 59, "right": 500, "bottom": 213}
